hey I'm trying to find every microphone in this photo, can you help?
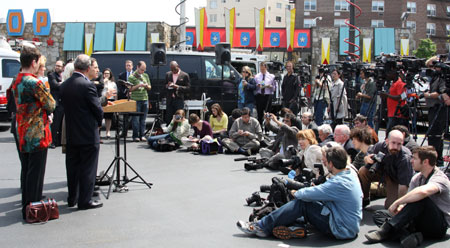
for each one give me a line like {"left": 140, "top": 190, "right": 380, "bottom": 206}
{"left": 117, "top": 79, "right": 133, "bottom": 87}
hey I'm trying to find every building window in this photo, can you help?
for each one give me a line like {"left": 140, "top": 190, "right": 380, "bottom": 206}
{"left": 210, "top": 0, "right": 217, "bottom": 9}
{"left": 427, "top": 4, "right": 436, "bottom": 17}
{"left": 334, "top": 19, "right": 347, "bottom": 27}
{"left": 446, "top": 43, "right": 450, "bottom": 52}
{"left": 304, "top": 18, "right": 316, "bottom": 28}
{"left": 236, "top": 0, "right": 240, "bottom": 2}
{"left": 276, "top": 16, "right": 282, "bottom": 22}
{"left": 304, "top": 0, "right": 317, "bottom": 11}
{"left": 237, "top": 13, "right": 240, "bottom": 16}
{"left": 210, "top": 14, "right": 217, "bottom": 23}
{"left": 221, "top": 0, "right": 226, "bottom": 3}
{"left": 277, "top": 3, "right": 282, "bottom": 9}
{"left": 446, "top": 25, "right": 450, "bottom": 36}
{"left": 447, "top": 6, "right": 450, "bottom": 17}
{"left": 372, "top": 1, "right": 384, "bottom": 12}
{"left": 407, "top": 2, "right": 416, "bottom": 13}
{"left": 335, "top": 0, "right": 349, "bottom": 11}
{"left": 371, "top": 20, "right": 384, "bottom": 27}
{"left": 426, "top": 23, "right": 436, "bottom": 36}
{"left": 406, "top": 21, "right": 416, "bottom": 32}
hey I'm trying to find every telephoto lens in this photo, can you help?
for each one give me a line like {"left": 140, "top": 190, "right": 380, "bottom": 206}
{"left": 260, "top": 185, "right": 271, "bottom": 193}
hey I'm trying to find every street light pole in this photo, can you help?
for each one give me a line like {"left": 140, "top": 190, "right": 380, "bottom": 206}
{"left": 349, "top": 0, "right": 355, "bottom": 58}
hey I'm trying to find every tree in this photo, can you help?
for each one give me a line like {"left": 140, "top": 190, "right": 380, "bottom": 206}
{"left": 413, "top": 38, "right": 436, "bottom": 59}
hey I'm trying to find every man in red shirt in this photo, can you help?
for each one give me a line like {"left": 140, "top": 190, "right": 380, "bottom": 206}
{"left": 380, "top": 65, "right": 409, "bottom": 134}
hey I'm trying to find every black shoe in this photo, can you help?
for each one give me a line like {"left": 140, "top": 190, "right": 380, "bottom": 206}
{"left": 365, "top": 222, "right": 393, "bottom": 243}
{"left": 68, "top": 201, "right": 76, "bottom": 207}
{"left": 78, "top": 200, "right": 103, "bottom": 210}
{"left": 400, "top": 232, "right": 423, "bottom": 248}
{"left": 92, "top": 191, "right": 100, "bottom": 197}
{"left": 94, "top": 185, "right": 100, "bottom": 191}
{"left": 49, "top": 144, "right": 56, "bottom": 149}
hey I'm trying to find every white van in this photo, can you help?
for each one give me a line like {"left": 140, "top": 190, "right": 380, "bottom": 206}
{"left": 0, "top": 38, "right": 21, "bottom": 126}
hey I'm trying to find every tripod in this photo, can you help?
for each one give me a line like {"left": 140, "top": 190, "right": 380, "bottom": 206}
{"left": 145, "top": 92, "right": 165, "bottom": 136}
{"left": 99, "top": 112, "right": 153, "bottom": 199}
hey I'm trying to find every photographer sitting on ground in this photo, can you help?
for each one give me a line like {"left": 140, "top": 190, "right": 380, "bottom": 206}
{"left": 366, "top": 146, "right": 450, "bottom": 248}
{"left": 359, "top": 130, "right": 413, "bottom": 209}
{"left": 334, "top": 125, "right": 358, "bottom": 162}
{"left": 237, "top": 145, "right": 362, "bottom": 240}
{"left": 317, "top": 124, "right": 334, "bottom": 146}
{"left": 350, "top": 127, "right": 375, "bottom": 170}
{"left": 209, "top": 103, "right": 228, "bottom": 139}
{"left": 222, "top": 107, "right": 262, "bottom": 156}
{"left": 147, "top": 109, "right": 190, "bottom": 149}
{"left": 391, "top": 125, "right": 418, "bottom": 153}
{"left": 279, "top": 129, "right": 324, "bottom": 177}
{"left": 246, "top": 112, "right": 299, "bottom": 171}
{"left": 181, "top": 113, "right": 213, "bottom": 150}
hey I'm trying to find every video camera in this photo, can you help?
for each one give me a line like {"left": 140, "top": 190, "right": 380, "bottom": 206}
{"left": 235, "top": 156, "right": 268, "bottom": 171}
{"left": 295, "top": 64, "right": 312, "bottom": 86}
{"left": 284, "top": 163, "right": 327, "bottom": 190}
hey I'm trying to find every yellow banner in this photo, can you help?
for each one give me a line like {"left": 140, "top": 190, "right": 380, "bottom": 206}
{"left": 321, "top": 38, "right": 330, "bottom": 64}
{"left": 286, "top": 8, "right": 296, "bottom": 51}
{"left": 116, "top": 33, "right": 124, "bottom": 51}
{"left": 401, "top": 39, "right": 409, "bottom": 56}
{"left": 255, "top": 8, "right": 265, "bottom": 51}
{"left": 85, "top": 33, "right": 93, "bottom": 56}
{"left": 363, "top": 38, "right": 372, "bottom": 62}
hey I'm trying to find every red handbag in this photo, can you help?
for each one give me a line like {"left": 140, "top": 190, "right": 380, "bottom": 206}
{"left": 25, "top": 198, "right": 59, "bottom": 223}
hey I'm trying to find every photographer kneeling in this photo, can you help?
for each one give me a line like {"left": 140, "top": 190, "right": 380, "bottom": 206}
{"left": 366, "top": 146, "right": 450, "bottom": 247}
{"left": 359, "top": 130, "right": 413, "bottom": 209}
{"left": 237, "top": 145, "right": 363, "bottom": 240}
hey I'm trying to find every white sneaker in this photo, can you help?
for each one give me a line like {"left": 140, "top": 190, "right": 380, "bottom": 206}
{"left": 236, "top": 220, "right": 269, "bottom": 238}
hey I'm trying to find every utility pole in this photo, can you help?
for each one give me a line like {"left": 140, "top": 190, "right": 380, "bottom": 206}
{"left": 349, "top": 0, "right": 355, "bottom": 59}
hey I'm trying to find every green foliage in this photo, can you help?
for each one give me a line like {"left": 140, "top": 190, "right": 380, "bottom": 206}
{"left": 413, "top": 38, "right": 436, "bottom": 59}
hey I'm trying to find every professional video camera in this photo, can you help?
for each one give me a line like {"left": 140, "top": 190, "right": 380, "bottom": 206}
{"left": 286, "top": 163, "right": 327, "bottom": 190}
{"left": 277, "top": 145, "right": 302, "bottom": 170}
{"left": 235, "top": 156, "right": 268, "bottom": 171}
{"left": 295, "top": 64, "right": 312, "bottom": 85}
{"left": 367, "top": 151, "right": 385, "bottom": 174}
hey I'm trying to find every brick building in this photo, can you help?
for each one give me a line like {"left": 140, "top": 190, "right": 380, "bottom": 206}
{"left": 293, "top": 0, "right": 450, "bottom": 53}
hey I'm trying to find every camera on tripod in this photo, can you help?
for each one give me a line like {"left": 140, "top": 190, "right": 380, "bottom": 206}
{"left": 368, "top": 151, "right": 385, "bottom": 174}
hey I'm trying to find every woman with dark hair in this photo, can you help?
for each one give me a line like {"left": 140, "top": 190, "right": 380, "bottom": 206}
{"left": 330, "top": 69, "right": 347, "bottom": 127}
{"left": 350, "top": 127, "right": 374, "bottom": 170}
{"left": 147, "top": 109, "right": 190, "bottom": 149}
{"left": 209, "top": 103, "right": 228, "bottom": 138}
{"left": 182, "top": 113, "right": 213, "bottom": 150}
{"left": 101, "top": 68, "right": 117, "bottom": 138}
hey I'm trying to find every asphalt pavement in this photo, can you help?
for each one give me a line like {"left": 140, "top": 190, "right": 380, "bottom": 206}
{"left": 0, "top": 128, "right": 449, "bottom": 248}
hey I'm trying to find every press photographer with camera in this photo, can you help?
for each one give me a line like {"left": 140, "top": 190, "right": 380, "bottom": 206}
{"left": 356, "top": 69, "right": 376, "bottom": 128}
{"left": 379, "top": 63, "right": 409, "bottom": 134}
{"left": 366, "top": 146, "right": 450, "bottom": 247}
{"left": 359, "top": 130, "right": 413, "bottom": 209}
{"left": 281, "top": 61, "right": 300, "bottom": 115}
{"left": 422, "top": 58, "right": 448, "bottom": 167}
{"left": 237, "top": 145, "right": 362, "bottom": 240}
{"left": 312, "top": 71, "right": 331, "bottom": 126}
{"left": 247, "top": 112, "right": 299, "bottom": 171}
{"left": 147, "top": 109, "right": 190, "bottom": 149}
{"left": 329, "top": 69, "right": 348, "bottom": 127}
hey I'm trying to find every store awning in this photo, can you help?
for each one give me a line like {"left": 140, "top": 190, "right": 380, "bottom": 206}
{"left": 94, "top": 22, "right": 115, "bottom": 51}
{"left": 125, "top": 22, "right": 147, "bottom": 51}
{"left": 63, "top": 23, "right": 84, "bottom": 51}
{"left": 374, "top": 28, "right": 395, "bottom": 56}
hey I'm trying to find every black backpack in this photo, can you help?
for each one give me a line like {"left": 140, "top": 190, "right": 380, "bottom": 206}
{"left": 267, "top": 177, "right": 291, "bottom": 207}
{"left": 154, "top": 139, "right": 178, "bottom": 152}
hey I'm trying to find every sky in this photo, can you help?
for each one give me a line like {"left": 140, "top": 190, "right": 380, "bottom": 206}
{"left": 1, "top": 0, "right": 207, "bottom": 26}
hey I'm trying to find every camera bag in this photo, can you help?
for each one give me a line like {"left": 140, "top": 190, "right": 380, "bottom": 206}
{"left": 200, "top": 139, "right": 221, "bottom": 155}
{"left": 249, "top": 202, "right": 278, "bottom": 222}
{"left": 268, "top": 177, "right": 290, "bottom": 207}
{"left": 25, "top": 198, "right": 59, "bottom": 223}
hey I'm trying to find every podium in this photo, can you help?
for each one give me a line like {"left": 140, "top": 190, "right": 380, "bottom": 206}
{"left": 100, "top": 100, "right": 152, "bottom": 199}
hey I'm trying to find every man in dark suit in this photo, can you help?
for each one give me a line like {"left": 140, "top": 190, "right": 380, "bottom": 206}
{"left": 117, "top": 60, "right": 133, "bottom": 137}
{"left": 60, "top": 54, "right": 103, "bottom": 210}
{"left": 165, "top": 61, "right": 190, "bottom": 123}
{"left": 47, "top": 60, "right": 64, "bottom": 148}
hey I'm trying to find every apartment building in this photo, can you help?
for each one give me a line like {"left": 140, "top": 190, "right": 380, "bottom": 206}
{"left": 293, "top": 0, "right": 450, "bottom": 53}
{"left": 206, "top": 0, "right": 295, "bottom": 27}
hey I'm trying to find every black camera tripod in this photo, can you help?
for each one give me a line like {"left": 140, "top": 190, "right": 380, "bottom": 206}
{"left": 145, "top": 92, "right": 165, "bottom": 137}
{"left": 99, "top": 111, "right": 153, "bottom": 199}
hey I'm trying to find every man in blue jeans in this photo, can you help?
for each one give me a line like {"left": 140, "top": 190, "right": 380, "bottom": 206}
{"left": 237, "top": 145, "right": 363, "bottom": 240}
{"left": 128, "top": 61, "right": 151, "bottom": 142}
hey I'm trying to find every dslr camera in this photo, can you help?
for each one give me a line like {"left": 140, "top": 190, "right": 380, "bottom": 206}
{"left": 175, "top": 115, "right": 182, "bottom": 121}
{"left": 368, "top": 152, "right": 385, "bottom": 174}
